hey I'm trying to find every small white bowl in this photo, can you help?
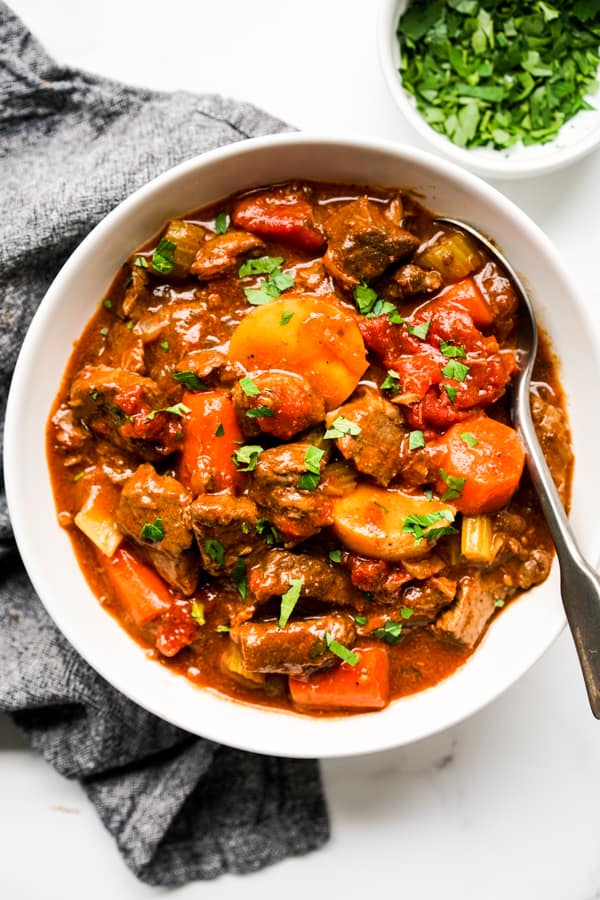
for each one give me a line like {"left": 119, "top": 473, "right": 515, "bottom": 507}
{"left": 5, "top": 134, "right": 600, "bottom": 757}
{"left": 378, "top": 0, "right": 600, "bottom": 180}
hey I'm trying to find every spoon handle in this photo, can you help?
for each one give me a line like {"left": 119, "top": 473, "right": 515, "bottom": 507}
{"left": 516, "top": 395, "right": 600, "bottom": 717}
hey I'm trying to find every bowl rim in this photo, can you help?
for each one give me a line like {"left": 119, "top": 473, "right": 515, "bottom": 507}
{"left": 5, "top": 131, "right": 600, "bottom": 757}
{"left": 377, "top": 0, "right": 600, "bottom": 180}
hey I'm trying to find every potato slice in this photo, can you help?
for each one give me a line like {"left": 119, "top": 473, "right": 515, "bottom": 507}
{"left": 332, "top": 485, "right": 456, "bottom": 561}
{"left": 74, "top": 483, "right": 122, "bottom": 557}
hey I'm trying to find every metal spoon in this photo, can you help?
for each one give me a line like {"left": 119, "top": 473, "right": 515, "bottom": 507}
{"left": 435, "top": 216, "right": 600, "bottom": 718}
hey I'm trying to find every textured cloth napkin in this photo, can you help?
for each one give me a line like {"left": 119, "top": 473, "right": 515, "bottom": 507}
{"left": 0, "top": 2, "right": 329, "bottom": 886}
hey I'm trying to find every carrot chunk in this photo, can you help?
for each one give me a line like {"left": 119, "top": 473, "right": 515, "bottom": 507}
{"left": 177, "top": 390, "right": 244, "bottom": 494}
{"left": 232, "top": 192, "right": 324, "bottom": 251}
{"left": 432, "top": 277, "right": 494, "bottom": 328}
{"left": 432, "top": 416, "right": 525, "bottom": 515}
{"left": 289, "top": 645, "right": 390, "bottom": 711}
{"left": 106, "top": 547, "right": 172, "bottom": 625}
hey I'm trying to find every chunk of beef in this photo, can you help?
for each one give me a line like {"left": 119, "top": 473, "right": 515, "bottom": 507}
{"left": 323, "top": 196, "right": 420, "bottom": 286}
{"left": 175, "top": 346, "right": 245, "bottom": 386}
{"left": 402, "top": 576, "right": 457, "bottom": 624}
{"left": 232, "top": 371, "right": 326, "bottom": 440}
{"left": 433, "top": 571, "right": 503, "bottom": 647}
{"left": 251, "top": 443, "right": 333, "bottom": 543}
{"left": 122, "top": 265, "right": 150, "bottom": 317}
{"left": 532, "top": 393, "right": 573, "bottom": 505}
{"left": 69, "top": 365, "right": 181, "bottom": 460}
{"left": 248, "top": 549, "right": 358, "bottom": 606}
{"left": 51, "top": 404, "right": 88, "bottom": 451}
{"left": 378, "top": 263, "right": 442, "bottom": 302}
{"left": 474, "top": 261, "right": 519, "bottom": 340}
{"left": 231, "top": 188, "right": 325, "bottom": 251}
{"left": 190, "top": 492, "right": 259, "bottom": 575}
{"left": 116, "top": 464, "right": 200, "bottom": 595}
{"left": 233, "top": 613, "right": 356, "bottom": 676}
{"left": 326, "top": 386, "right": 406, "bottom": 486}
{"left": 190, "top": 231, "right": 266, "bottom": 279}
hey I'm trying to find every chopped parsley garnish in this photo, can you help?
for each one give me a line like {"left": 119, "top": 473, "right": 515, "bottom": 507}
{"left": 424, "top": 488, "right": 434, "bottom": 501}
{"left": 409, "top": 429, "right": 425, "bottom": 451}
{"left": 299, "top": 444, "right": 324, "bottom": 491}
{"left": 280, "top": 310, "right": 294, "bottom": 326}
{"left": 140, "top": 517, "right": 164, "bottom": 542}
{"left": 239, "top": 376, "right": 260, "bottom": 396}
{"left": 494, "top": 598, "right": 506, "bottom": 608}
{"left": 443, "top": 384, "right": 457, "bottom": 403}
{"left": 246, "top": 406, "right": 275, "bottom": 419}
{"left": 299, "top": 472, "right": 320, "bottom": 491}
{"left": 442, "top": 359, "right": 470, "bottom": 381}
{"left": 329, "top": 549, "right": 342, "bottom": 564}
{"left": 406, "top": 320, "right": 431, "bottom": 340}
{"left": 204, "top": 538, "right": 225, "bottom": 566}
{"left": 73, "top": 471, "right": 86, "bottom": 482}
{"left": 324, "top": 632, "right": 360, "bottom": 666}
{"left": 232, "top": 444, "right": 264, "bottom": 471}
{"left": 372, "top": 620, "right": 404, "bottom": 645}
{"left": 191, "top": 600, "right": 206, "bottom": 626}
{"left": 152, "top": 237, "right": 176, "bottom": 275}
{"left": 353, "top": 282, "right": 379, "bottom": 315}
{"left": 367, "top": 299, "right": 404, "bottom": 323}
{"left": 381, "top": 369, "right": 402, "bottom": 392}
{"left": 397, "top": 0, "right": 600, "bottom": 150}
{"left": 324, "top": 416, "right": 362, "bottom": 440}
{"left": 216, "top": 624, "right": 231, "bottom": 633}
{"left": 354, "top": 614, "right": 368, "bottom": 626}
{"left": 160, "top": 340, "right": 170, "bottom": 351}
{"left": 100, "top": 327, "right": 109, "bottom": 337}
{"left": 278, "top": 578, "right": 303, "bottom": 629}
{"left": 215, "top": 422, "right": 225, "bottom": 437}
{"left": 461, "top": 431, "right": 478, "bottom": 447}
{"left": 440, "top": 340, "right": 466, "bottom": 359}
{"left": 215, "top": 211, "right": 228, "bottom": 235}
{"left": 401, "top": 606, "right": 414, "bottom": 620}
{"left": 172, "top": 371, "right": 208, "bottom": 391}
{"left": 134, "top": 255, "right": 149, "bottom": 268}
{"left": 103, "top": 299, "right": 112, "bottom": 309}
{"left": 146, "top": 402, "right": 191, "bottom": 421}
{"left": 238, "top": 256, "right": 284, "bottom": 277}
{"left": 271, "top": 270, "right": 295, "bottom": 292}
{"left": 402, "top": 509, "right": 457, "bottom": 545}
{"left": 126, "top": 320, "right": 134, "bottom": 331}
{"left": 256, "top": 518, "right": 280, "bottom": 545}
{"left": 439, "top": 468, "right": 467, "bottom": 502}
{"left": 90, "top": 390, "right": 99, "bottom": 401}
{"left": 241, "top": 522, "right": 250, "bottom": 535}
{"left": 244, "top": 282, "right": 282, "bottom": 306}
{"left": 231, "top": 557, "right": 247, "bottom": 600}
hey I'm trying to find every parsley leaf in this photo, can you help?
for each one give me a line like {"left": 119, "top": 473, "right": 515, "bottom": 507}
{"left": 278, "top": 579, "right": 303, "bottom": 629}
{"left": 381, "top": 369, "right": 402, "bottom": 392}
{"left": 442, "top": 359, "right": 470, "bottom": 381}
{"left": 299, "top": 472, "right": 320, "bottom": 491}
{"left": 145, "top": 402, "right": 190, "bottom": 421}
{"left": 324, "top": 416, "right": 362, "bottom": 440}
{"left": 324, "top": 632, "right": 360, "bottom": 666}
{"left": 191, "top": 600, "right": 206, "bottom": 626}
{"left": 238, "top": 256, "right": 284, "bottom": 277}
{"left": 402, "top": 509, "right": 457, "bottom": 545}
{"left": 372, "top": 620, "right": 404, "bottom": 645}
{"left": 215, "top": 422, "right": 225, "bottom": 437}
{"left": 353, "top": 282, "right": 379, "bottom": 315}
{"left": 140, "top": 517, "right": 164, "bottom": 542}
{"left": 329, "top": 549, "right": 342, "bottom": 564}
{"left": 239, "top": 376, "right": 260, "bottom": 396}
{"left": 280, "top": 311, "right": 294, "bottom": 325}
{"left": 440, "top": 467, "right": 467, "bottom": 501}
{"left": 215, "top": 211, "right": 228, "bottom": 235}
{"left": 152, "top": 237, "right": 176, "bottom": 275}
{"left": 256, "top": 518, "right": 280, "bottom": 545}
{"left": 172, "top": 371, "right": 208, "bottom": 391}
{"left": 407, "top": 320, "right": 431, "bottom": 340}
{"left": 232, "top": 444, "right": 264, "bottom": 471}
{"left": 231, "top": 558, "right": 247, "bottom": 600}
{"left": 409, "top": 430, "right": 425, "bottom": 451}
{"left": 134, "top": 255, "right": 149, "bottom": 268}
{"left": 246, "top": 406, "right": 275, "bottom": 418}
{"left": 443, "top": 384, "right": 457, "bottom": 403}
{"left": 460, "top": 431, "right": 478, "bottom": 447}
{"left": 440, "top": 340, "right": 466, "bottom": 358}
{"left": 204, "top": 539, "right": 225, "bottom": 566}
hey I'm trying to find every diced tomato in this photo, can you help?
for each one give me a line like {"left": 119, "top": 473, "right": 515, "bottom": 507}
{"left": 232, "top": 192, "right": 325, "bottom": 251}
{"left": 155, "top": 600, "right": 199, "bottom": 658}
{"left": 289, "top": 645, "right": 390, "bottom": 711}
{"left": 177, "top": 390, "right": 244, "bottom": 494}
{"left": 106, "top": 547, "right": 173, "bottom": 626}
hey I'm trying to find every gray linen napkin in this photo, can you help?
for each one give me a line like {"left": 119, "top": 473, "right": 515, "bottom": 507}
{"left": 0, "top": 2, "right": 329, "bottom": 885}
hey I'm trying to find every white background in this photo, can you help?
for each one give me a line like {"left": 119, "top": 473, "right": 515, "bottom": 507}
{"left": 3, "top": 1, "right": 600, "bottom": 898}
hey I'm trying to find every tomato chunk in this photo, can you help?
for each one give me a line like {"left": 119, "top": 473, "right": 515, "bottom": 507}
{"left": 232, "top": 191, "right": 325, "bottom": 251}
{"left": 177, "top": 390, "right": 244, "bottom": 494}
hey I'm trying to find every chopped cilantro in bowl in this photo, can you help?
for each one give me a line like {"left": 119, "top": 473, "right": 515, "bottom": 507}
{"left": 378, "top": 0, "right": 600, "bottom": 178}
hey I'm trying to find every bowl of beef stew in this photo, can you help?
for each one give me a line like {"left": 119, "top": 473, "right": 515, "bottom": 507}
{"left": 5, "top": 134, "right": 600, "bottom": 757}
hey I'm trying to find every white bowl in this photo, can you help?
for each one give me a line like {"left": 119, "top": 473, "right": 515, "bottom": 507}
{"left": 5, "top": 134, "right": 600, "bottom": 757}
{"left": 378, "top": 0, "right": 600, "bottom": 180}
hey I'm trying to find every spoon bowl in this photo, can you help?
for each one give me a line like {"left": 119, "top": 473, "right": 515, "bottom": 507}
{"left": 436, "top": 216, "right": 600, "bottom": 717}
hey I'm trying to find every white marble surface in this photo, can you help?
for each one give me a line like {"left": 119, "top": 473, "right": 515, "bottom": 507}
{"left": 3, "top": 0, "right": 600, "bottom": 897}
